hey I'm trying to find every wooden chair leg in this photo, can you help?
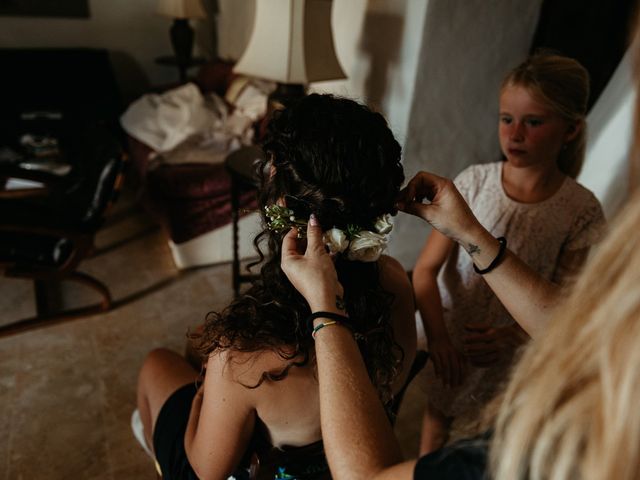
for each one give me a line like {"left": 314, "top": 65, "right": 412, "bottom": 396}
{"left": 67, "top": 271, "right": 112, "bottom": 310}
{"left": 34, "top": 279, "right": 66, "bottom": 316}
{"left": 0, "top": 272, "right": 112, "bottom": 338}
{"left": 34, "top": 279, "right": 51, "bottom": 316}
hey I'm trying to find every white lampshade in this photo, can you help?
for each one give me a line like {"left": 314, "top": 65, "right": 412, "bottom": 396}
{"left": 157, "top": 0, "right": 206, "bottom": 19}
{"left": 233, "top": 0, "right": 346, "bottom": 84}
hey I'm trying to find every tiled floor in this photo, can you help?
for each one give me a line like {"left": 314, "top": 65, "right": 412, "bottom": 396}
{"left": 0, "top": 197, "right": 425, "bottom": 479}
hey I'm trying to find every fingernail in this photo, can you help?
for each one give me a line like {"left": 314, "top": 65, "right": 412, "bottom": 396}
{"left": 309, "top": 214, "right": 319, "bottom": 226}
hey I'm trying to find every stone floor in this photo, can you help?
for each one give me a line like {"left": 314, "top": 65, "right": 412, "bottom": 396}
{"left": 0, "top": 194, "right": 426, "bottom": 479}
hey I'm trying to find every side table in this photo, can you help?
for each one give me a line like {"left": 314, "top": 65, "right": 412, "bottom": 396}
{"left": 225, "top": 145, "right": 263, "bottom": 297}
{"left": 155, "top": 55, "right": 206, "bottom": 83}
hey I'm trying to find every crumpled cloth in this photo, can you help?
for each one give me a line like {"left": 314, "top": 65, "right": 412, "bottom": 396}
{"left": 121, "top": 83, "right": 218, "bottom": 152}
{"left": 120, "top": 79, "right": 271, "bottom": 158}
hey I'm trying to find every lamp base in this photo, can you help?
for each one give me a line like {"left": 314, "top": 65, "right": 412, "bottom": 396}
{"left": 269, "top": 83, "right": 306, "bottom": 110}
{"left": 170, "top": 18, "right": 194, "bottom": 80}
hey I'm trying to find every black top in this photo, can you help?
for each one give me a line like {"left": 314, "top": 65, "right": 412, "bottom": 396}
{"left": 414, "top": 432, "right": 490, "bottom": 480}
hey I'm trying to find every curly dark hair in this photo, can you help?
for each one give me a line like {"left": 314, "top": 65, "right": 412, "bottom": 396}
{"left": 195, "top": 94, "right": 405, "bottom": 402}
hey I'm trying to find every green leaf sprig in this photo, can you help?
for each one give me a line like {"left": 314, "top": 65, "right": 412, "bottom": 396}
{"left": 264, "top": 205, "right": 309, "bottom": 237}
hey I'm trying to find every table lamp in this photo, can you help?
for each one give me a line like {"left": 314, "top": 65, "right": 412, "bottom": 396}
{"left": 157, "top": 0, "right": 207, "bottom": 68}
{"left": 233, "top": 0, "right": 346, "bottom": 108}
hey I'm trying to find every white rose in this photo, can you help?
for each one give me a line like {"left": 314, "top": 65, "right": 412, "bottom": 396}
{"left": 323, "top": 228, "right": 349, "bottom": 254}
{"left": 347, "top": 231, "right": 387, "bottom": 262}
{"left": 374, "top": 214, "right": 393, "bottom": 234}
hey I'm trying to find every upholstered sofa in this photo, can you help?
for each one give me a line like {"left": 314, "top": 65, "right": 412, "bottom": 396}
{"left": 125, "top": 60, "right": 263, "bottom": 269}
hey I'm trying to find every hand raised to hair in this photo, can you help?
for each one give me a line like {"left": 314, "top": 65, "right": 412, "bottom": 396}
{"left": 396, "top": 171, "right": 479, "bottom": 243}
{"left": 281, "top": 215, "right": 345, "bottom": 313}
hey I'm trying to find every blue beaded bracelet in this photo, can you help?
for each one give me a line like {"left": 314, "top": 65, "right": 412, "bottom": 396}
{"left": 312, "top": 320, "right": 341, "bottom": 339}
{"left": 308, "top": 312, "right": 351, "bottom": 340}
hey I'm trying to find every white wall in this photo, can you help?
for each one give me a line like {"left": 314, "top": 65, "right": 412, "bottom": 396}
{"left": 216, "top": 0, "right": 255, "bottom": 61}
{"left": 389, "top": 0, "right": 543, "bottom": 268}
{"left": 311, "top": 0, "right": 429, "bottom": 147}
{"left": 579, "top": 50, "right": 636, "bottom": 219}
{"left": 0, "top": 0, "right": 218, "bottom": 99}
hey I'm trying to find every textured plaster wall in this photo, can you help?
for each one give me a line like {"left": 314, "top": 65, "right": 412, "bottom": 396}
{"left": 310, "top": 0, "right": 430, "bottom": 148}
{"left": 578, "top": 50, "right": 636, "bottom": 219}
{"left": 216, "top": 0, "right": 255, "bottom": 61}
{"left": 388, "top": 0, "right": 544, "bottom": 269}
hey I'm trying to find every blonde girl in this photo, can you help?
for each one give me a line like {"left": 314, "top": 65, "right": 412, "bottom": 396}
{"left": 414, "top": 53, "right": 606, "bottom": 452}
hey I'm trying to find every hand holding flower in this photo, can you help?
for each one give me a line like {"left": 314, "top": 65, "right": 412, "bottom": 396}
{"left": 281, "top": 215, "right": 345, "bottom": 312}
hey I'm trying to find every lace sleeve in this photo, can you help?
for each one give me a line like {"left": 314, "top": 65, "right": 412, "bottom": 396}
{"left": 564, "top": 194, "right": 607, "bottom": 252}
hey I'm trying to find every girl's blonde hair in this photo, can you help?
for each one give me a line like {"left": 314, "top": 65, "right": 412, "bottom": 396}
{"left": 502, "top": 53, "right": 590, "bottom": 178}
{"left": 491, "top": 19, "right": 640, "bottom": 477}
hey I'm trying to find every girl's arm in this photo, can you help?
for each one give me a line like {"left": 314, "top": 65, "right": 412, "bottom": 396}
{"left": 412, "top": 230, "right": 465, "bottom": 386}
{"left": 552, "top": 247, "right": 590, "bottom": 286}
{"left": 184, "top": 351, "right": 256, "bottom": 479}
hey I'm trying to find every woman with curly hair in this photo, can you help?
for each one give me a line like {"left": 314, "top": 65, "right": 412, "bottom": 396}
{"left": 135, "top": 94, "right": 416, "bottom": 479}
{"left": 279, "top": 15, "right": 640, "bottom": 479}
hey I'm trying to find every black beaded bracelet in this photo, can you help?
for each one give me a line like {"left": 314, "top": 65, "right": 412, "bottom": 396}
{"left": 307, "top": 311, "right": 351, "bottom": 328}
{"left": 473, "top": 236, "right": 507, "bottom": 275}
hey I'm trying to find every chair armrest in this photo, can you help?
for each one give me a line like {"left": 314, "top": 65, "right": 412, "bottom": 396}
{"left": 0, "top": 186, "right": 52, "bottom": 199}
{"left": 0, "top": 222, "right": 88, "bottom": 242}
{"left": 0, "top": 224, "right": 93, "bottom": 275}
{"left": 0, "top": 164, "right": 67, "bottom": 198}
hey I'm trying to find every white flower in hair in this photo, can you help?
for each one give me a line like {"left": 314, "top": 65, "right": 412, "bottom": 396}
{"left": 347, "top": 231, "right": 387, "bottom": 262}
{"left": 323, "top": 228, "right": 349, "bottom": 254}
{"left": 374, "top": 214, "right": 393, "bottom": 234}
{"left": 264, "top": 204, "right": 392, "bottom": 262}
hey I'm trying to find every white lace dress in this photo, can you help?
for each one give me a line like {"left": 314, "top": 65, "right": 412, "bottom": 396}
{"left": 423, "top": 161, "right": 606, "bottom": 421}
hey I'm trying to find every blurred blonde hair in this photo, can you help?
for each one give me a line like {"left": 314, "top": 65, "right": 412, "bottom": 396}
{"left": 631, "top": 15, "right": 640, "bottom": 192}
{"left": 491, "top": 190, "right": 640, "bottom": 480}
{"left": 502, "top": 53, "right": 590, "bottom": 178}
{"left": 491, "top": 17, "right": 640, "bottom": 478}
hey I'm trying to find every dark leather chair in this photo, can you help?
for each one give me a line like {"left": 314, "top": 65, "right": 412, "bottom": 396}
{"left": 0, "top": 48, "right": 122, "bottom": 137}
{"left": 0, "top": 126, "right": 125, "bottom": 336}
{"left": 0, "top": 48, "right": 125, "bottom": 336}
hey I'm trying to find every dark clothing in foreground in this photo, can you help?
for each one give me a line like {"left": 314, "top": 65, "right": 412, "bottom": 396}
{"left": 414, "top": 431, "right": 490, "bottom": 480}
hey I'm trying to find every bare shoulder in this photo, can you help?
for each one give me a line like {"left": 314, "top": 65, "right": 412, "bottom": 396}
{"left": 378, "top": 255, "right": 417, "bottom": 392}
{"left": 208, "top": 348, "right": 321, "bottom": 447}
{"left": 207, "top": 348, "right": 296, "bottom": 389}
{"left": 378, "top": 254, "right": 412, "bottom": 294}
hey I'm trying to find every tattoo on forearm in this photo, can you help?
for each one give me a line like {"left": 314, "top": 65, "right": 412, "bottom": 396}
{"left": 467, "top": 243, "right": 481, "bottom": 256}
{"left": 336, "top": 295, "right": 346, "bottom": 311}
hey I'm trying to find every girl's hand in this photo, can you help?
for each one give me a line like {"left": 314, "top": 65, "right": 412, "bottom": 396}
{"left": 428, "top": 337, "right": 467, "bottom": 387}
{"left": 281, "top": 214, "right": 345, "bottom": 313}
{"left": 463, "top": 322, "right": 529, "bottom": 367}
